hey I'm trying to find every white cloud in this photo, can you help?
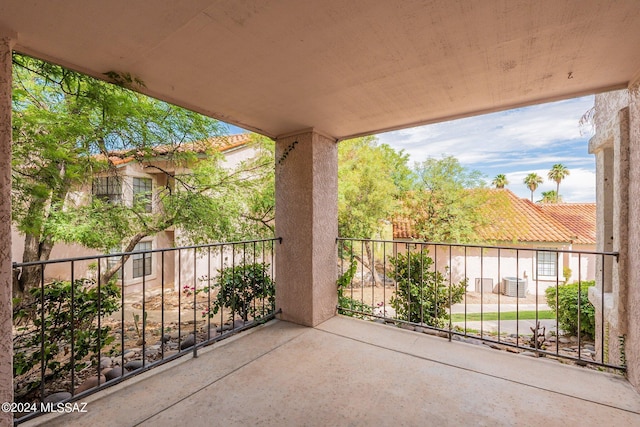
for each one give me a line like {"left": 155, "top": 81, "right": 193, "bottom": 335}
{"left": 377, "top": 96, "right": 595, "bottom": 166}
{"left": 504, "top": 168, "right": 595, "bottom": 203}
{"left": 376, "top": 96, "right": 596, "bottom": 202}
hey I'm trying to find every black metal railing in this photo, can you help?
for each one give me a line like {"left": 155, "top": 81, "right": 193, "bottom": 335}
{"left": 337, "top": 237, "right": 622, "bottom": 371}
{"left": 11, "top": 237, "right": 280, "bottom": 424}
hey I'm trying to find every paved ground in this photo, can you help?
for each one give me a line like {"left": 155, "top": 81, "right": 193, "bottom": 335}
{"left": 450, "top": 302, "right": 556, "bottom": 335}
{"left": 23, "top": 316, "right": 640, "bottom": 427}
{"left": 453, "top": 319, "right": 558, "bottom": 335}
{"left": 450, "top": 303, "right": 551, "bottom": 314}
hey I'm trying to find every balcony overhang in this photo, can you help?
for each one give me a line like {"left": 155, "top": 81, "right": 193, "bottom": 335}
{"left": 2, "top": 1, "right": 640, "bottom": 139}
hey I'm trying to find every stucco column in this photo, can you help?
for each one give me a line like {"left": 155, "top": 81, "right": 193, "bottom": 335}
{"left": 0, "top": 35, "right": 14, "bottom": 424}
{"left": 588, "top": 98, "right": 631, "bottom": 366}
{"left": 591, "top": 146, "right": 614, "bottom": 292}
{"left": 275, "top": 129, "right": 338, "bottom": 326}
{"left": 613, "top": 108, "right": 630, "bottom": 335}
{"left": 626, "top": 79, "right": 640, "bottom": 389}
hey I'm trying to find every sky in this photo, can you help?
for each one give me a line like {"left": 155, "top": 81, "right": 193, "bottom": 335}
{"left": 226, "top": 95, "right": 596, "bottom": 203}
{"left": 376, "top": 95, "right": 596, "bottom": 203}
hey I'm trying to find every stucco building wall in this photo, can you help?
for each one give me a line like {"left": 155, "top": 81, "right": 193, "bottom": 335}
{"left": 590, "top": 84, "right": 638, "bottom": 382}
{"left": 0, "top": 34, "right": 14, "bottom": 425}
{"left": 625, "top": 83, "right": 640, "bottom": 387}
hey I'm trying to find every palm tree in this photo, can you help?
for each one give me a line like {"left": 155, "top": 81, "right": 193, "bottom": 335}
{"left": 547, "top": 164, "right": 569, "bottom": 202}
{"left": 492, "top": 174, "right": 508, "bottom": 189}
{"left": 523, "top": 173, "right": 544, "bottom": 202}
{"left": 539, "top": 190, "right": 561, "bottom": 203}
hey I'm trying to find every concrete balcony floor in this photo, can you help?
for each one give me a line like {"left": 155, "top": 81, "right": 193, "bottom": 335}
{"left": 25, "top": 316, "right": 640, "bottom": 426}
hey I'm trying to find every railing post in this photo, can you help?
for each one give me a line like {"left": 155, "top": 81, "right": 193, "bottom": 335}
{"left": 448, "top": 245, "right": 452, "bottom": 342}
{"left": 193, "top": 247, "right": 198, "bottom": 358}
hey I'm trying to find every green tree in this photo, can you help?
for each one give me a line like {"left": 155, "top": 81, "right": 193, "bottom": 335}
{"left": 491, "top": 174, "right": 509, "bottom": 189}
{"left": 338, "top": 136, "right": 411, "bottom": 284}
{"left": 408, "top": 156, "right": 492, "bottom": 243}
{"left": 338, "top": 136, "right": 411, "bottom": 239}
{"left": 547, "top": 164, "right": 570, "bottom": 202}
{"left": 11, "top": 54, "right": 274, "bottom": 293}
{"left": 523, "top": 173, "right": 544, "bottom": 202}
{"left": 539, "top": 190, "right": 562, "bottom": 203}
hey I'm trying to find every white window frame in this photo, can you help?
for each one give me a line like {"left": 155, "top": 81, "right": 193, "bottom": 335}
{"left": 133, "top": 176, "right": 153, "bottom": 213}
{"left": 132, "top": 241, "right": 153, "bottom": 279}
{"left": 536, "top": 250, "right": 558, "bottom": 278}
{"left": 92, "top": 176, "right": 122, "bottom": 204}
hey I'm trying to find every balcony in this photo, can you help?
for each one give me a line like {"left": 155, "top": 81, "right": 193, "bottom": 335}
{"left": 4, "top": 4, "right": 640, "bottom": 426}
{"left": 22, "top": 316, "right": 640, "bottom": 425}
{"left": 12, "top": 237, "right": 640, "bottom": 425}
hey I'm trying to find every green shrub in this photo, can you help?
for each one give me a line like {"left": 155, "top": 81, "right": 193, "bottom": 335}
{"left": 545, "top": 281, "right": 595, "bottom": 338}
{"left": 13, "top": 279, "right": 120, "bottom": 396}
{"left": 200, "top": 263, "right": 275, "bottom": 321}
{"left": 337, "top": 258, "right": 373, "bottom": 319}
{"left": 390, "top": 251, "right": 466, "bottom": 328}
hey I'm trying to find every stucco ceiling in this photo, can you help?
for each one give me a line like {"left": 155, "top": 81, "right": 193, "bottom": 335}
{"left": 2, "top": 1, "right": 640, "bottom": 140}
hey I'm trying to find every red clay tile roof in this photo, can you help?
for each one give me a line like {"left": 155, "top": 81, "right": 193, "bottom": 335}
{"left": 103, "top": 134, "right": 252, "bottom": 166}
{"left": 537, "top": 203, "right": 596, "bottom": 245}
{"left": 393, "top": 218, "right": 414, "bottom": 240}
{"left": 393, "top": 189, "right": 595, "bottom": 245}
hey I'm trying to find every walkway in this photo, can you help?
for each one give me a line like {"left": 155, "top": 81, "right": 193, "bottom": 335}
{"left": 451, "top": 302, "right": 556, "bottom": 335}
{"left": 23, "top": 316, "right": 640, "bottom": 426}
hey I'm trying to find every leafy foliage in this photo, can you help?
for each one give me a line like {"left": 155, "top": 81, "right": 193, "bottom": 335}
{"left": 11, "top": 54, "right": 275, "bottom": 292}
{"left": 13, "top": 279, "right": 120, "bottom": 396}
{"left": 545, "top": 281, "right": 595, "bottom": 339}
{"left": 406, "top": 156, "right": 493, "bottom": 243}
{"left": 492, "top": 174, "right": 509, "bottom": 189}
{"left": 390, "top": 250, "right": 466, "bottom": 327}
{"left": 338, "top": 136, "right": 411, "bottom": 239}
{"left": 539, "top": 190, "right": 562, "bottom": 203}
{"left": 198, "top": 263, "right": 275, "bottom": 322}
{"left": 523, "top": 173, "right": 544, "bottom": 202}
{"left": 547, "top": 163, "right": 570, "bottom": 202}
{"left": 337, "top": 258, "right": 373, "bottom": 319}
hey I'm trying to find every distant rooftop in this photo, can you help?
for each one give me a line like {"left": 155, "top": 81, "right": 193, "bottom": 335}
{"left": 394, "top": 189, "right": 595, "bottom": 245}
{"left": 537, "top": 203, "right": 596, "bottom": 245}
{"left": 103, "top": 134, "right": 252, "bottom": 166}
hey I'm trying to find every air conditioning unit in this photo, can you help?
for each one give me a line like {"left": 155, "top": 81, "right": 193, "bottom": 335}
{"left": 501, "top": 277, "right": 527, "bottom": 298}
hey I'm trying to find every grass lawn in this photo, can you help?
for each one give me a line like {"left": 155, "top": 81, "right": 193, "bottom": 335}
{"left": 450, "top": 310, "right": 555, "bottom": 322}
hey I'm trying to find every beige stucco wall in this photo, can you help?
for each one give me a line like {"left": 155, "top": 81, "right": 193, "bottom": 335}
{"left": 393, "top": 242, "right": 595, "bottom": 297}
{"left": 12, "top": 225, "right": 177, "bottom": 294}
{"left": 625, "top": 82, "right": 640, "bottom": 387}
{"left": 0, "top": 35, "right": 14, "bottom": 424}
{"left": 590, "top": 83, "right": 639, "bottom": 381}
{"left": 594, "top": 90, "right": 629, "bottom": 125}
{"left": 12, "top": 225, "right": 100, "bottom": 278}
{"left": 220, "top": 144, "right": 258, "bottom": 169}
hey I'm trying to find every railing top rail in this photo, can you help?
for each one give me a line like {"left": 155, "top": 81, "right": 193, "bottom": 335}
{"left": 337, "top": 237, "right": 619, "bottom": 257}
{"left": 13, "top": 236, "right": 282, "bottom": 268}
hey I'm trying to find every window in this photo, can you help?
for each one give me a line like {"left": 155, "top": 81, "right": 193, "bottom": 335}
{"left": 92, "top": 176, "right": 121, "bottom": 203}
{"left": 106, "top": 247, "right": 122, "bottom": 280}
{"left": 133, "top": 177, "right": 153, "bottom": 212}
{"left": 132, "top": 241, "right": 152, "bottom": 278}
{"left": 537, "top": 251, "right": 557, "bottom": 277}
